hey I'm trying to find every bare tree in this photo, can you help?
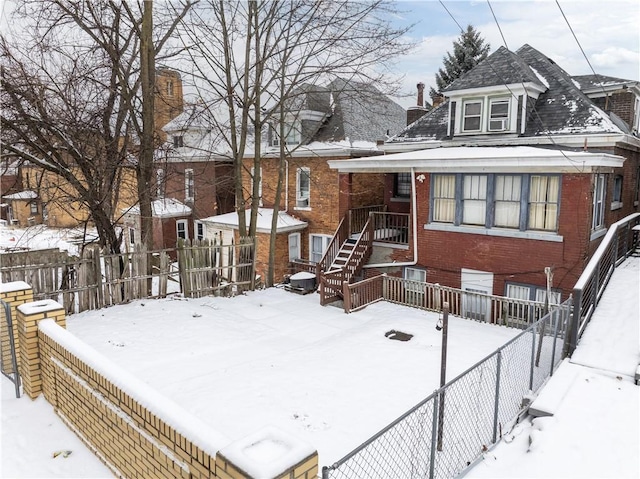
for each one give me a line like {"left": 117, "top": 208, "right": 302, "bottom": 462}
{"left": 178, "top": 0, "right": 413, "bottom": 286}
{"left": 0, "top": 0, "right": 193, "bottom": 254}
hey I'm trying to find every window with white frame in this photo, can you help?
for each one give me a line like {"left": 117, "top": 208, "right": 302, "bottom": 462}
{"left": 272, "top": 121, "right": 301, "bottom": 147}
{"left": 528, "top": 175, "right": 559, "bottom": 231}
{"left": 432, "top": 174, "right": 456, "bottom": 223}
{"left": 176, "top": 220, "right": 188, "bottom": 240}
{"left": 173, "top": 135, "right": 184, "bottom": 148}
{"left": 30, "top": 202, "right": 38, "bottom": 215}
{"left": 462, "top": 175, "right": 488, "bottom": 226}
{"left": 156, "top": 168, "right": 165, "bottom": 198}
{"left": 296, "top": 167, "right": 310, "bottom": 208}
{"left": 185, "top": 168, "right": 194, "bottom": 202}
{"left": 195, "top": 221, "right": 205, "bottom": 240}
{"left": 488, "top": 98, "right": 510, "bottom": 131}
{"left": 494, "top": 175, "right": 521, "bottom": 228}
{"left": 505, "top": 282, "right": 561, "bottom": 325}
{"left": 592, "top": 174, "right": 606, "bottom": 231}
{"left": 395, "top": 173, "right": 411, "bottom": 198}
{"left": 430, "top": 173, "right": 560, "bottom": 232}
{"left": 612, "top": 175, "right": 623, "bottom": 208}
{"left": 310, "top": 234, "right": 330, "bottom": 263}
{"left": 289, "top": 232, "right": 301, "bottom": 262}
{"left": 462, "top": 100, "right": 482, "bottom": 132}
{"left": 404, "top": 267, "right": 426, "bottom": 305}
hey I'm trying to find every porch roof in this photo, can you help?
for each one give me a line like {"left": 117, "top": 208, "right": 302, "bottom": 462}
{"left": 201, "top": 208, "right": 307, "bottom": 234}
{"left": 2, "top": 190, "right": 37, "bottom": 200}
{"left": 327, "top": 146, "right": 625, "bottom": 173}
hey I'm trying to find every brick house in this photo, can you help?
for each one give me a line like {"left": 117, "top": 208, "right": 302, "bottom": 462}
{"left": 322, "top": 44, "right": 640, "bottom": 313}
{"left": 202, "top": 78, "right": 406, "bottom": 283}
{"left": 127, "top": 105, "right": 236, "bottom": 251}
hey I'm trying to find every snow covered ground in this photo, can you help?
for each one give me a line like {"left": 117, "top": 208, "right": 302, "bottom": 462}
{"left": 465, "top": 256, "right": 639, "bottom": 479}
{"left": 1, "top": 225, "right": 639, "bottom": 478}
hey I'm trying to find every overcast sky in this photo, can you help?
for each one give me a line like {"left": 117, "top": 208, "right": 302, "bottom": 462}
{"left": 391, "top": 0, "right": 640, "bottom": 107}
{"left": 1, "top": 0, "right": 637, "bottom": 111}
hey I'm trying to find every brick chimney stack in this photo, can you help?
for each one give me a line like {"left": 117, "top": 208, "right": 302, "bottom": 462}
{"left": 417, "top": 82, "right": 425, "bottom": 107}
{"left": 406, "top": 82, "right": 430, "bottom": 126}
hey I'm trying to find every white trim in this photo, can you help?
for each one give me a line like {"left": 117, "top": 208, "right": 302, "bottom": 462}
{"left": 328, "top": 146, "right": 625, "bottom": 173}
{"left": 424, "top": 223, "right": 564, "bottom": 242}
{"left": 288, "top": 232, "right": 301, "bottom": 262}
{"left": 176, "top": 219, "right": 189, "bottom": 240}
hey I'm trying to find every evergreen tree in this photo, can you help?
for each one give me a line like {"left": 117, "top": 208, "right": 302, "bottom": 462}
{"left": 429, "top": 25, "right": 490, "bottom": 99}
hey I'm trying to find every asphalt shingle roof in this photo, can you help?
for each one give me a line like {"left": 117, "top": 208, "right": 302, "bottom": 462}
{"left": 389, "top": 44, "right": 625, "bottom": 143}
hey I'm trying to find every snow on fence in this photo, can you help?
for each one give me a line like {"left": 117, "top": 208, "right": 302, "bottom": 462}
{"left": 322, "top": 300, "right": 571, "bottom": 479}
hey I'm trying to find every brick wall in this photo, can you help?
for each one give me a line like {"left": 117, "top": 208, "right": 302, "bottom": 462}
{"left": 402, "top": 172, "right": 595, "bottom": 299}
{"left": 0, "top": 281, "right": 32, "bottom": 373}
{"left": 2, "top": 285, "right": 319, "bottom": 479}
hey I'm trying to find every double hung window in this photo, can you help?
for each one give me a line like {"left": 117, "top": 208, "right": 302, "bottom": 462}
{"left": 296, "top": 167, "right": 310, "bottom": 208}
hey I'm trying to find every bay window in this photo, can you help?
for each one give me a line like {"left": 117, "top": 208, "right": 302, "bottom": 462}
{"left": 494, "top": 175, "right": 521, "bottom": 228}
{"left": 462, "top": 175, "right": 487, "bottom": 225}
{"left": 432, "top": 174, "right": 456, "bottom": 223}
{"left": 528, "top": 175, "right": 559, "bottom": 231}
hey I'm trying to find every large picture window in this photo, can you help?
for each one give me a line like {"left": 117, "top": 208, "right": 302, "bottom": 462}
{"left": 430, "top": 173, "right": 560, "bottom": 233}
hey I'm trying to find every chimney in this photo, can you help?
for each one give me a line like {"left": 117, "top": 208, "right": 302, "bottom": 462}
{"left": 417, "top": 82, "right": 425, "bottom": 107}
{"left": 406, "top": 82, "right": 430, "bottom": 126}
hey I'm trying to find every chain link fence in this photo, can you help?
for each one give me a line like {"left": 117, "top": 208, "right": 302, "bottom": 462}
{"left": 322, "top": 300, "right": 571, "bottom": 479}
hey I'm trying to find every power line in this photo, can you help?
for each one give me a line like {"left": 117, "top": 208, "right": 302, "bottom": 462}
{"left": 438, "top": 0, "right": 465, "bottom": 34}
{"left": 486, "top": 0, "right": 508, "bottom": 50}
{"left": 555, "top": 0, "right": 611, "bottom": 102}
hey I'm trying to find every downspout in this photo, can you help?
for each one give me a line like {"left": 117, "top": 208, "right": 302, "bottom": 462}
{"left": 364, "top": 167, "right": 418, "bottom": 268}
{"left": 284, "top": 159, "right": 289, "bottom": 212}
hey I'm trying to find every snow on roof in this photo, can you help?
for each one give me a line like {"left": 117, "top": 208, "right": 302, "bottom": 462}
{"left": 328, "top": 146, "right": 625, "bottom": 173}
{"left": 2, "top": 190, "right": 37, "bottom": 200}
{"left": 126, "top": 198, "right": 192, "bottom": 218}
{"left": 202, "top": 208, "right": 307, "bottom": 234}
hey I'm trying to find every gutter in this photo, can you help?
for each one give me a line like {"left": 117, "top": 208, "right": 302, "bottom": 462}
{"left": 364, "top": 167, "right": 418, "bottom": 270}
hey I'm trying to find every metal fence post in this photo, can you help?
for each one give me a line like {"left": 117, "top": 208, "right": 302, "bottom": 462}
{"left": 550, "top": 309, "right": 560, "bottom": 376}
{"left": 429, "top": 392, "right": 439, "bottom": 479}
{"left": 564, "top": 289, "right": 581, "bottom": 357}
{"left": 492, "top": 349, "right": 502, "bottom": 443}
{"left": 529, "top": 324, "right": 536, "bottom": 391}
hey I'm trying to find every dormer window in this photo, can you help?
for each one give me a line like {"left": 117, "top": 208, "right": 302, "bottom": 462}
{"left": 489, "top": 98, "right": 510, "bottom": 131}
{"left": 272, "top": 121, "right": 301, "bottom": 147}
{"left": 462, "top": 100, "right": 482, "bottom": 132}
{"left": 173, "top": 135, "right": 184, "bottom": 148}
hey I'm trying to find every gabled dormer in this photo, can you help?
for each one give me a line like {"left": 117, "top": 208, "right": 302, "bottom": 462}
{"left": 441, "top": 46, "right": 547, "bottom": 137}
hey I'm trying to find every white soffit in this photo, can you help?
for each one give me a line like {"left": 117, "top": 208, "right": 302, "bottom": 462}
{"left": 327, "top": 146, "right": 625, "bottom": 173}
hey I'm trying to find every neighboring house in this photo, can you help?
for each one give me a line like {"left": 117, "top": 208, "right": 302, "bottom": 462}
{"left": 122, "top": 198, "right": 192, "bottom": 257}
{"left": 1, "top": 69, "right": 183, "bottom": 232}
{"left": 0, "top": 191, "right": 42, "bottom": 227}
{"left": 321, "top": 44, "right": 639, "bottom": 313}
{"left": 203, "top": 77, "right": 406, "bottom": 283}
{"left": 156, "top": 105, "right": 235, "bottom": 218}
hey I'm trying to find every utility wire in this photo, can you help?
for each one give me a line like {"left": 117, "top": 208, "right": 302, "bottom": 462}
{"left": 555, "top": 0, "right": 611, "bottom": 104}
{"left": 486, "top": 0, "right": 508, "bottom": 50}
{"left": 438, "top": 0, "right": 465, "bottom": 34}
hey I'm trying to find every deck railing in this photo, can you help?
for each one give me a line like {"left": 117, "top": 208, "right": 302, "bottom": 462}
{"left": 344, "top": 274, "right": 550, "bottom": 328}
{"left": 370, "top": 212, "right": 410, "bottom": 246}
{"left": 566, "top": 212, "right": 640, "bottom": 355}
{"left": 348, "top": 205, "right": 386, "bottom": 235}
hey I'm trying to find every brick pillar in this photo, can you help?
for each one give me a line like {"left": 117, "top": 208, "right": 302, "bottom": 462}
{"left": 17, "top": 299, "right": 66, "bottom": 400}
{"left": 216, "top": 426, "right": 318, "bottom": 479}
{"left": 0, "top": 281, "right": 33, "bottom": 373}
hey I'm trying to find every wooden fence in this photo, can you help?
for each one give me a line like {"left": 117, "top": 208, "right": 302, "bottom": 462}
{"left": 344, "top": 274, "right": 551, "bottom": 328}
{"left": 177, "top": 238, "right": 255, "bottom": 298}
{"left": 0, "top": 238, "right": 256, "bottom": 313}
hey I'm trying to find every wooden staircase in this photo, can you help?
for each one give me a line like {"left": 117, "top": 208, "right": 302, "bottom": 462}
{"left": 317, "top": 215, "right": 375, "bottom": 306}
